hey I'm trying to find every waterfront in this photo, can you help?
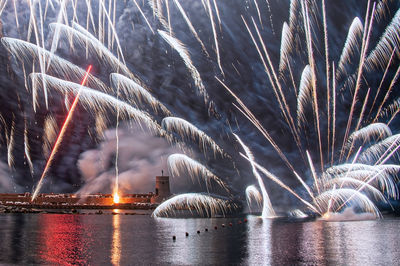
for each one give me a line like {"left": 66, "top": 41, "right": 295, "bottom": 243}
{"left": 0, "top": 213, "right": 399, "bottom": 265}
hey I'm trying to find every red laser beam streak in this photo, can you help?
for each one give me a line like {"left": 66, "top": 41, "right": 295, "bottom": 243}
{"left": 32, "top": 65, "right": 92, "bottom": 201}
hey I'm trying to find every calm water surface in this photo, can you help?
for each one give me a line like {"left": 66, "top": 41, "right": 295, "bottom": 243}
{"left": 0, "top": 213, "right": 399, "bottom": 265}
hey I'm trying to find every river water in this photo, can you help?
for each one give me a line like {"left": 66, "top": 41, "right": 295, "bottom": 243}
{"left": 0, "top": 213, "right": 399, "bottom": 265}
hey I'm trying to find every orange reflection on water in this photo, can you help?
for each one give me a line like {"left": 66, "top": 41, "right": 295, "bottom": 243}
{"left": 111, "top": 214, "right": 121, "bottom": 266}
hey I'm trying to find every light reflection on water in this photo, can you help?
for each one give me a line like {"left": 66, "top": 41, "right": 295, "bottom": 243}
{"left": 38, "top": 214, "right": 96, "bottom": 265}
{"left": 111, "top": 214, "right": 121, "bottom": 266}
{"left": 247, "top": 217, "right": 272, "bottom": 265}
{"left": 0, "top": 213, "right": 399, "bottom": 265}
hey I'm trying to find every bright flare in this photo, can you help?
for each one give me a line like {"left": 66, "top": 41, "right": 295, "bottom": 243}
{"left": 113, "top": 192, "right": 120, "bottom": 204}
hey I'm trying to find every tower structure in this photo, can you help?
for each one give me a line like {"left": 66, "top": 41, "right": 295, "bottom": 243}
{"left": 151, "top": 173, "right": 171, "bottom": 203}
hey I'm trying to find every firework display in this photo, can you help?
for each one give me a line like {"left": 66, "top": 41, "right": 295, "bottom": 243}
{"left": 0, "top": 0, "right": 399, "bottom": 220}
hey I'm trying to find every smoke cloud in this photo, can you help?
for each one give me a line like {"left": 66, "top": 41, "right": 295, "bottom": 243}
{"left": 77, "top": 125, "right": 186, "bottom": 195}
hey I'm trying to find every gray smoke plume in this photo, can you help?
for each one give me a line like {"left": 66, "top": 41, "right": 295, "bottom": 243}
{"left": 77, "top": 125, "right": 187, "bottom": 195}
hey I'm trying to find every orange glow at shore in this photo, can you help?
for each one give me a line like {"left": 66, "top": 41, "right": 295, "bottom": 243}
{"left": 322, "top": 212, "right": 330, "bottom": 220}
{"left": 113, "top": 192, "right": 120, "bottom": 204}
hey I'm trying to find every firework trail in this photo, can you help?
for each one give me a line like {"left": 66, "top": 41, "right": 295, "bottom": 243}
{"left": 32, "top": 65, "right": 92, "bottom": 201}
{"left": 344, "top": 123, "right": 392, "bottom": 157}
{"left": 234, "top": 133, "right": 275, "bottom": 217}
{"left": 226, "top": 0, "right": 400, "bottom": 217}
{"left": 289, "top": 209, "right": 307, "bottom": 218}
{"left": 171, "top": 0, "right": 209, "bottom": 56}
{"left": 336, "top": 17, "right": 363, "bottom": 83}
{"left": 205, "top": 0, "right": 223, "bottom": 75}
{"left": 132, "top": 0, "right": 154, "bottom": 34}
{"left": 49, "top": 23, "right": 132, "bottom": 79}
{"left": 158, "top": 30, "right": 209, "bottom": 104}
{"left": 315, "top": 188, "right": 381, "bottom": 217}
{"left": 7, "top": 119, "right": 15, "bottom": 169}
{"left": 42, "top": 115, "right": 59, "bottom": 158}
{"left": 110, "top": 73, "right": 172, "bottom": 116}
{"left": 167, "top": 153, "right": 230, "bottom": 194}
{"left": 30, "top": 73, "right": 163, "bottom": 134}
{"left": 161, "top": 117, "right": 225, "bottom": 157}
{"left": 245, "top": 185, "right": 262, "bottom": 211}
{"left": 152, "top": 193, "right": 235, "bottom": 217}
{"left": 241, "top": 153, "right": 321, "bottom": 215}
{"left": 340, "top": 2, "right": 375, "bottom": 161}
{"left": 1, "top": 37, "right": 108, "bottom": 110}
{"left": 114, "top": 61, "right": 121, "bottom": 204}
{"left": 24, "top": 119, "right": 34, "bottom": 175}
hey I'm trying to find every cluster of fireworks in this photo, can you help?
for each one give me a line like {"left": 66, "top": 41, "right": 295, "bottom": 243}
{"left": 0, "top": 0, "right": 400, "bottom": 219}
{"left": 239, "top": 0, "right": 400, "bottom": 219}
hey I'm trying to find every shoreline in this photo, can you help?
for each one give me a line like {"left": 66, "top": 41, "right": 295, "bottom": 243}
{"left": 0, "top": 205, "right": 155, "bottom": 215}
